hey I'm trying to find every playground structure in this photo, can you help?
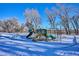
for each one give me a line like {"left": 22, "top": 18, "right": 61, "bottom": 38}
{"left": 27, "top": 28, "right": 56, "bottom": 41}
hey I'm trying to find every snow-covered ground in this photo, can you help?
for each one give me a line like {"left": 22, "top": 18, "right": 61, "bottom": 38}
{"left": 0, "top": 33, "right": 79, "bottom": 56}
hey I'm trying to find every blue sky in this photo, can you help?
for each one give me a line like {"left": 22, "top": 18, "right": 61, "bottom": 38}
{"left": 0, "top": 3, "right": 79, "bottom": 29}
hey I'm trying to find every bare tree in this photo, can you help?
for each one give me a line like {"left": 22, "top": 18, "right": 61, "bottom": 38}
{"left": 24, "top": 8, "right": 41, "bottom": 30}
{"left": 0, "top": 20, "right": 7, "bottom": 32}
{"left": 45, "top": 8, "right": 57, "bottom": 35}
{"left": 0, "top": 17, "right": 20, "bottom": 33}
{"left": 55, "top": 4, "right": 71, "bottom": 35}
{"left": 71, "top": 15, "right": 79, "bottom": 35}
{"left": 0, "top": 20, "right": 5, "bottom": 32}
{"left": 9, "top": 17, "right": 20, "bottom": 32}
{"left": 19, "top": 23, "right": 26, "bottom": 32}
